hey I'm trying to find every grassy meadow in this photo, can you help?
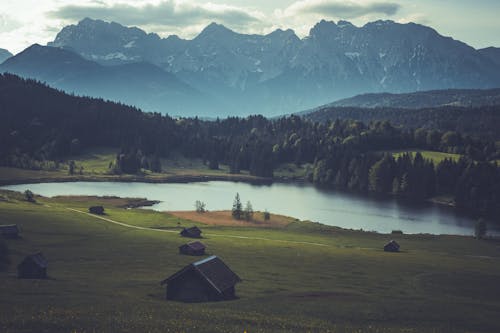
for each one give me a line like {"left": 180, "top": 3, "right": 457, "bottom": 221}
{"left": 389, "top": 149, "right": 462, "bottom": 164}
{"left": 1, "top": 191, "right": 500, "bottom": 332}
{"left": 0, "top": 148, "right": 264, "bottom": 186}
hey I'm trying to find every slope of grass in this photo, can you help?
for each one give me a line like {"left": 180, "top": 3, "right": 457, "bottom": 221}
{"left": 390, "top": 149, "right": 462, "bottom": 164}
{"left": 1, "top": 193, "right": 500, "bottom": 332}
{"left": 0, "top": 149, "right": 264, "bottom": 185}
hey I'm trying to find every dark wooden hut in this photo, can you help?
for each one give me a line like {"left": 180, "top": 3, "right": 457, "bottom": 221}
{"left": 161, "top": 255, "right": 241, "bottom": 302}
{"left": 17, "top": 252, "right": 48, "bottom": 279}
{"left": 180, "top": 226, "right": 202, "bottom": 238}
{"left": 179, "top": 241, "right": 206, "bottom": 256}
{"left": 384, "top": 240, "right": 400, "bottom": 252}
{"left": 0, "top": 224, "right": 20, "bottom": 238}
{"left": 89, "top": 206, "right": 105, "bottom": 215}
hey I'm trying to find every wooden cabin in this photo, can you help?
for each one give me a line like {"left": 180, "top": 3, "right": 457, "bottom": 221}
{"left": 88, "top": 206, "right": 105, "bottom": 215}
{"left": 179, "top": 241, "right": 206, "bottom": 256}
{"left": 17, "top": 252, "right": 48, "bottom": 279}
{"left": 0, "top": 224, "right": 20, "bottom": 238}
{"left": 161, "top": 255, "right": 241, "bottom": 302}
{"left": 384, "top": 240, "right": 400, "bottom": 252}
{"left": 180, "top": 226, "right": 202, "bottom": 238}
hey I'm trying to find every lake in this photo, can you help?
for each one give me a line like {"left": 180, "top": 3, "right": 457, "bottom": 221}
{"left": 1, "top": 181, "right": 493, "bottom": 236}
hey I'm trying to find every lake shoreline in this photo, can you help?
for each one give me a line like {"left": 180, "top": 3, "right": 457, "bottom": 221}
{"left": 0, "top": 172, "right": 276, "bottom": 186}
{"left": 0, "top": 169, "right": 461, "bottom": 215}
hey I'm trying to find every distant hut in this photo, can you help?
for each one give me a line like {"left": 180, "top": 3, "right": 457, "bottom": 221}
{"left": 179, "top": 241, "right": 206, "bottom": 256}
{"left": 89, "top": 206, "right": 105, "bottom": 215}
{"left": 161, "top": 255, "right": 241, "bottom": 302}
{"left": 180, "top": 226, "right": 202, "bottom": 238}
{"left": 384, "top": 240, "right": 400, "bottom": 252}
{"left": 17, "top": 252, "right": 48, "bottom": 279}
{"left": 0, "top": 224, "right": 20, "bottom": 239}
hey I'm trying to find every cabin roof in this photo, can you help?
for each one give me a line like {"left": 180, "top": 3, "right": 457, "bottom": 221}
{"left": 0, "top": 224, "right": 19, "bottom": 234}
{"left": 184, "top": 226, "right": 201, "bottom": 233}
{"left": 24, "top": 252, "right": 48, "bottom": 268}
{"left": 162, "top": 255, "right": 241, "bottom": 293}
{"left": 181, "top": 241, "right": 206, "bottom": 251}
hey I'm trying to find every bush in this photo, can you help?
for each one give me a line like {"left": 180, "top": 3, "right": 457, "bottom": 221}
{"left": 195, "top": 200, "right": 206, "bottom": 213}
{"left": 24, "top": 189, "right": 35, "bottom": 202}
{"left": 263, "top": 210, "right": 271, "bottom": 221}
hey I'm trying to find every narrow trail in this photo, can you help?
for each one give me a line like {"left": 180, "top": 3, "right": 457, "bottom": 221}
{"left": 66, "top": 208, "right": 330, "bottom": 247}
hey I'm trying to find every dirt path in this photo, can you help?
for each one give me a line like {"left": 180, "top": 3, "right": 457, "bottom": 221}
{"left": 66, "top": 208, "right": 330, "bottom": 247}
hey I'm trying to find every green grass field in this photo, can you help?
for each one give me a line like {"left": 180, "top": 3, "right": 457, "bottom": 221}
{"left": 0, "top": 149, "right": 265, "bottom": 185}
{"left": 389, "top": 149, "right": 462, "bottom": 164}
{"left": 1, "top": 192, "right": 500, "bottom": 332}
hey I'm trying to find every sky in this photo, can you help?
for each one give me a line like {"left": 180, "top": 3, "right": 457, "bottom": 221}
{"left": 1, "top": 0, "right": 500, "bottom": 54}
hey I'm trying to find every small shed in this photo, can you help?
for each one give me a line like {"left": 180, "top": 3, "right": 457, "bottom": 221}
{"left": 179, "top": 241, "right": 206, "bottom": 256}
{"left": 89, "top": 206, "right": 105, "bottom": 215}
{"left": 17, "top": 252, "right": 48, "bottom": 279}
{"left": 161, "top": 255, "right": 241, "bottom": 302}
{"left": 180, "top": 226, "right": 202, "bottom": 238}
{"left": 0, "top": 224, "right": 20, "bottom": 238}
{"left": 384, "top": 240, "right": 400, "bottom": 252}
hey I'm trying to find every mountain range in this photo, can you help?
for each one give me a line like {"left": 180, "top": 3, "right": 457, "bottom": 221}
{"left": 0, "top": 44, "right": 213, "bottom": 116}
{"left": 2, "top": 18, "right": 500, "bottom": 116}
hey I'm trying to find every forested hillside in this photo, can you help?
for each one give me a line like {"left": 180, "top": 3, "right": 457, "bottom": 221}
{"left": 310, "top": 88, "right": 500, "bottom": 110}
{"left": 1, "top": 74, "right": 499, "bottom": 219}
{"left": 303, "top": 105, "right": 500, "bottom": 140}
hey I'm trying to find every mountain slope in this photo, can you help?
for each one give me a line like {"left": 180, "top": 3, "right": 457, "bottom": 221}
{"left": 307, "top": 88, "right": 500, "bottom": 110}
{"left": 46, "top": 18, "right": 500, "bottom": 116}
{"left": 0, "top": 44, "right": 213, "bottom": 116}
{"left": 0, "top": 48, "right": 13, "bottom": 63}
{"left": 479, "top": 47, "right": 500, "bottom": 67}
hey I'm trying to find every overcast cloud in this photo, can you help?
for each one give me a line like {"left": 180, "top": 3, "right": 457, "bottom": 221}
{"left": 49, "top": 1, "right": 264, "bottom": 29}
{"left": 282, "top": 0, "right": 400, "bottom": 18}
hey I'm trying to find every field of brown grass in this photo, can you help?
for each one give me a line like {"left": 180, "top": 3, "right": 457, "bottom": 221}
{"left": 168, "top": 210, "right": 295, "bottom": 228}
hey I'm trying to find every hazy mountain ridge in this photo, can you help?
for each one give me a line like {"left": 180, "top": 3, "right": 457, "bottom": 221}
{"left": 12, "top": 18, "right": 500, "bottom": 115}
{"left": 0, "top": 44, "right": 217, "bottom": 116}
{"left": 478, "top": 47, "right": 500, "bottom": 67}
{"left": 0, "top": 48, "right": 13, "bottom": 63}
{"left": 306, "top": 88, "right": 500, "bottom": 110}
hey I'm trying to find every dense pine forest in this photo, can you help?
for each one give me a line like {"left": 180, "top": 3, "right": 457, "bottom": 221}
{"left": 303, "top": 105, "right": 500, "bottom": 140}
{"left": 1, "top": 74, "right": 499, "bottom": 220}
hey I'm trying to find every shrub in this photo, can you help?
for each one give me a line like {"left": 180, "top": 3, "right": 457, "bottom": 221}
{"left": 24, "top": 189, "right": 35, "bottom": 202}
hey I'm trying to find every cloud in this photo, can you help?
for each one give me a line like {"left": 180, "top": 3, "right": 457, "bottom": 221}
{"left": 397, "top": 13, "right": 431, "bottom": 25}
{"left": 48, "top": 0, "right": 265, "bottom": 32}
{"left": 281, "top": 0, "right": 400, "bottom": 19}
{"left": 0, "top": 14, "right": 23, "bottom": 32}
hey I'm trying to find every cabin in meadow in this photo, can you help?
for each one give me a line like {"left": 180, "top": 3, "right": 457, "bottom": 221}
{"left": 17, "top": 252, "right": 48, "bottom": 279}
{"left": 384, "top": 240, "right": 400, "bottom": 252}
{"left": 161, "top": 255, "right": 241, "bottom": 302}
{"left": 180, "top": 226, "right": 202, "bottom": 238}
{"left": 179, "top": 241, "right": 206, "bottom": 256}
{"left": 88, "top": 206, "right": 105, "bottom": 215}
{"left": 0, "top": 224, "right": 20, "bottom": 238}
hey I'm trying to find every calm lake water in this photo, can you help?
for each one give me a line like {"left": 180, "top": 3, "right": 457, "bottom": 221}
{"left": 2, "top": 181, "right": 494, "bottom": 236}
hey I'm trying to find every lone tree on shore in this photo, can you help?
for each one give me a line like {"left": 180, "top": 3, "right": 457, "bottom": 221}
{"left": 244, "top": 201, "right": 253, "bottom": 221}
{"left": 232, "top": 193, "right": 242, "bottom": 220}
{"left": 475, "top": 218, "right": 487, "bottom": 239}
